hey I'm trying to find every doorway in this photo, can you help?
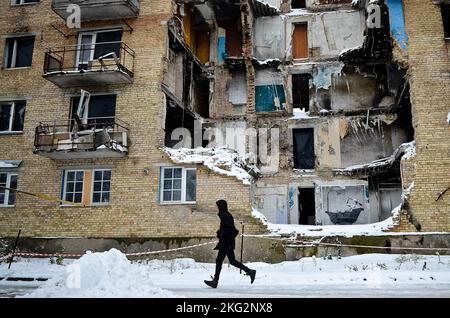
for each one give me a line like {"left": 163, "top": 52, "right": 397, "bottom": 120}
{"left": 298, "top": 187, "right": 315, "bottom": 225}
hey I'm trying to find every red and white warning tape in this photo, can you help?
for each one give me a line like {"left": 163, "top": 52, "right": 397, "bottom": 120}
{"left": 0, "top": 240, "right": 219, "bottom": 260}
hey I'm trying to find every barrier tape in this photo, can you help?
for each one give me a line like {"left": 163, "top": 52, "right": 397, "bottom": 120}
{"left": 0, "top": 186, "right": 85, "bottom": 207}
{"left": 0, "top": 240, "right": 219, "bottom": 260}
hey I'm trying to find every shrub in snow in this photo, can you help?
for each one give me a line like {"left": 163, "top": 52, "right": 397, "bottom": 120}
{"left": 24, "top": 249, "right": 175, "bottom": 298}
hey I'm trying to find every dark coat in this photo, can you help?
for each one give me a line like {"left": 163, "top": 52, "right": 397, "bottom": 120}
{"left": 214, "top": 201, "right": 239, "bottom": 251}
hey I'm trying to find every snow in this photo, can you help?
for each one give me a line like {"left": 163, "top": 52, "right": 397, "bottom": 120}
{"left": 18, "top": 249, "right": 175, "bottom": 298}
{"left": 255, "top": 58, "right": 281, "bottom": 65}
{"left": 163, "top": 147, "right": 253, "bottom": 185}
{"left": 2, "top": 253, "right": 450, "bottom": 298}
{"left": 290, "top": 108, "right": 311, "bottom": 119}
{"left": 0, "top": 162, "right": 16, "bottom": 168}
{"left": 249, "top": 181, "right": 423, "bottom": 238}
{"left": 447, "top": 111, "right": 450, "bottom": 125}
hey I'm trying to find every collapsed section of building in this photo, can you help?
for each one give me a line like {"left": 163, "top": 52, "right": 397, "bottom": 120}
{"left": 163, "top": 0, "right": 418, "bottom": 229}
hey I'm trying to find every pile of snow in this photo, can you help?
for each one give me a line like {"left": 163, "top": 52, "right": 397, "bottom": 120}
{"left": 164, "top": 147, "right": 254, "bottom": 185}
{"left": 24, "top": 249, "right": 175, "bottom": 298}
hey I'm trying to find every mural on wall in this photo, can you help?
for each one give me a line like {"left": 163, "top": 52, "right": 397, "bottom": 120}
{"left": 325, "top": 198, "right": 364, "bottom": 225}
{"left": 320, "top": 184, "right": 368, "bottom": 225}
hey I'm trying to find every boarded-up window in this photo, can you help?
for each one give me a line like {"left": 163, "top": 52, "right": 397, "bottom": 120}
{"left": 292, "top": 24, "right": 308, "bottom": 59}
{"left": 293, "top": 128, "right": 314, "bottom": 169}
{"left": 292, "top": 74, "right": 310, "bottom": 111}
{"left": 442, "top": 4, "right": 450, "bottom": 38}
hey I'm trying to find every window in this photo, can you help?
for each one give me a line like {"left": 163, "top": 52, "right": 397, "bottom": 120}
{"left": 293, "top": 128, "right": 315, "bottom": 169}
{"left": 442, "top": 4, "right": 450, "bottom": 39}
{"left": 76, "top": 30, "right": 122, "bottom": 70}
{"left": 71, "top": 94, "right": 116, "bottom": 128}
{"left": 292, "top": 74, "right": 310, "bottom": 111}
{"left": 0, "top": 101, "right": 26, "bottom": 133}
{"left": 11, "top": 0, "right": 39, "bottom": 5}
{"left": 4, "top": 36, "right": 35, "bottom": 68}
{"left": 92, "top": 170, "right": 111, "bottom": 204}
{"left": 0, "top": 172, "right": 18, "bottom": 207}
{"left": 160, "top": 167, "right": 196, "bottom": 203}
{"left": 291, "top": 0, "right": 306, "bottom": 9}
{"left": 62, "top": 169, "right": 112, "bottom": 205}
{"left": 292, "top": 24, "right": 308, "bottom": 59}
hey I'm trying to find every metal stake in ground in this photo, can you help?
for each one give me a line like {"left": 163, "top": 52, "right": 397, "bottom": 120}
{"left": 8, "top": 230, "right": 21, "bottom": 270}
{"left": 240, "top": 224, "right": 245, "bottom": 274}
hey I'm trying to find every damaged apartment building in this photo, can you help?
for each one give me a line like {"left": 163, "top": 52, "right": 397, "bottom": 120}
{"left": 163, "top": 0, "right": 417, "bottom": 227}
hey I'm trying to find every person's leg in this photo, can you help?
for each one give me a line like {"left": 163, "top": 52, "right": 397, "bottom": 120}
{"left": 226, "top": 249, "right": 251, "bottom": 274}
{"left": 213, "top": 249, "right": 227, "bottom": 281}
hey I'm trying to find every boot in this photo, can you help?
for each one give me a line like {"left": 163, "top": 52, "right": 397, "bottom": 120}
{"left": 247, "top": 269, "right": 256, "bottom": 284}
{"left": 204, "top": 279, "right": 218, "bottom": 288}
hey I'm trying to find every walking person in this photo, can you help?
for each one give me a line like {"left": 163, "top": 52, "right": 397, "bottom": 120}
{"left": 204, "top": 199, "right": 256, "bottom": 288}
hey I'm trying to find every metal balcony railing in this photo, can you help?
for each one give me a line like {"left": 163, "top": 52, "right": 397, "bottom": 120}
{"left": 44, "top": 41, "right": 135, "bottom": 78}
{"left": 34, "top": 118, "right": 130, "bottom": 158}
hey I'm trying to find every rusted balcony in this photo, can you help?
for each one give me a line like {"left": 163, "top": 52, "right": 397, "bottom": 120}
{"left": 34, "top": 119, "right": 129, "bottom": 160}
{"left": 52, "top": 0, "right": 139, "bottom": 22}
{"left": 43, "top": 42, "right": 135, "bottom": 87}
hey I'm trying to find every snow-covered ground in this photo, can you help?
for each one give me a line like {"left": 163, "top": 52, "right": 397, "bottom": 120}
{"left": 1, "top": 249, "right": 450, "bottom": 298}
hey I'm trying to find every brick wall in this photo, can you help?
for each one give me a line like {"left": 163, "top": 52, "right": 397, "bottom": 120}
{"left": 0, "top": 0, "right": 265, "bottom": 238}
{"left": 401, "top": 0, "right": 450, "bottom": 232}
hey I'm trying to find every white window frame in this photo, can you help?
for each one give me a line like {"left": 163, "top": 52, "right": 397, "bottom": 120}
{"left": 160, "top": 167, "right": 196, "bottom": 204}
{"left": 62, "top": 170, "right": 85, "bottom": 206}
{"left": 75, "top": 29, "right": 122, "bottom": 70}
{"left": 4, "top": 36, "right": 34, "bottom": 69}
{"left": 0, "top": 101, "right": 25, "bottom": 134}
{"left": 0, "top": 172, "right": 18, "bottom": 207}
{"left": 91, "top": 169, "right": 112, "bottom": 206}
{"left": 11, "top": 0, "right": 40, "bottom": 6}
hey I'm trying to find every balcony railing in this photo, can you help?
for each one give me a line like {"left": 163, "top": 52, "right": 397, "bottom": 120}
{"left": 52, "top": 0, "right": 140, "bottom": 22}
{"left": 43, "top": 41, "right": 135, "bottom": 87}
{"left": 34, "top": 118, "right": 130, "bottom": 160}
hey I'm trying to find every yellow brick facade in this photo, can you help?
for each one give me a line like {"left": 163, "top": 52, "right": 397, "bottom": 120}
{"left": 0, "top": 0, "right": 264, "bottom": 238}
{"left": 400, "top": 0, "right": 450, "bottom": 232}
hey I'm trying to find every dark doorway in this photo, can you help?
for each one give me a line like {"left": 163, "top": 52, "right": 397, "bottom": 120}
{"left": 292, "top": 74, "right": 310, "bottom": 111}
{"left": 298, "top": 188, "right": 315, "bottom": 225}
{"left": 292, "top": 0, "right": 306, "bottom": 9}
{"left": 293, "top": 128, "right": 315, "bottom": 169}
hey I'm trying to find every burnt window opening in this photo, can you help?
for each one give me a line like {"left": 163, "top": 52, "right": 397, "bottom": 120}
{"left": 165, "top": 97, "right": 207, "bottom": 148}
{"left": 442, "top": 4, "right": 450, "bottom": 39}
{"left": 71, "top": 95, "right": 116, "bottom": 129}
{"left": 293, "top": 128, "right": 315, "bottom": 169}
{"left": 298, "top": 188, "right": 315, "bottom": 225}
{"left": 292, "top": 74, "right": 310, "bottom": 111}
{"left": 193, "top": 78, "right": 210, "bottom": 118}
{"left": 291, "top": 0, "right": 306, "bottom": 9}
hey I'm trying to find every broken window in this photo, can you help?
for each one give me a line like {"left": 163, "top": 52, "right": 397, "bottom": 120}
{"left": 11, "top": 0, "right": 39, "bottom": 5}
{"left": 160, "top": 167, "right": 196, "bottom": 204}
{"left": 62, "top": 169, "right": 112, "bottom": 205}
{"left": 0, "top": 172, "right": 18, "bottom": 207}
{"left": 293, "top": 128, "right": 315, "bottom": 169}
{"left": 291, "top": 0, "right": 306, "bottom": 9}
{"left": 76, "top": 30, "right": 122, "bottom": 70}
{"left": 292, "top": 74, "right": 310, "bottom": 111}
{"left": 71, "top": 94, "right": 116, "bottom": 129}
{"left": 292, "top": 24, "right": 308, "bottom": 59}
{"left": 442, "top": 4, "right": 450, "bottom": 38}
{"left": 0, "top": 101, "right": 26, "bottom": 133}
{"left": 298, "top": 188, "right": 315, "bottom": 225}
{"left": 4, "top": 36, "right": 35, "bottom": 68}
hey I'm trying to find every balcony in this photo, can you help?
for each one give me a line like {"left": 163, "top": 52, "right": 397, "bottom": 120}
{"left": 34, "top": 119, "right": 130, "bottom": 160}
{"left": 52, "top": 0, "right": 139, "bottom": 22}
{"left": 43, "top": 42, "right": 135, "bottom": 88}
